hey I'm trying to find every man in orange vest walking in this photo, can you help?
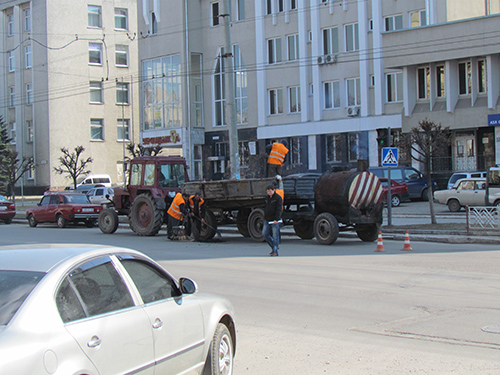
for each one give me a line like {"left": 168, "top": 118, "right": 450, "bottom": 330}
{"left": 166, "top": 192, "right": 190, "bottom": 240}
{"left": 267, "top": 139, "right": 289, "bottom": 177}
{"left": 188, "top": 192, "right": 206, "bottom": 241}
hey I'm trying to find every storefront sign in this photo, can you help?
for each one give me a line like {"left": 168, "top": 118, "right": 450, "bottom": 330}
{"left": 488, "top": 114, "right": 500, "bottom": 126}
{"left": 143, "top": 130, "right": 180, "bottom": 145}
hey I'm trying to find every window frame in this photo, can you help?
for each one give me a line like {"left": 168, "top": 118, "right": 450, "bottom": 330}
{"left": 211, "top": 2, "right": 220, "bottom": 26}
{"left": 25, "top": 83, "right": 33, "bottom": 105}
{"left": 25, "top": 45, "right": 32, "bottom": 69}
{"left": 417, "top": 66, "right": 430, "bottom": 100}
{"left": 88, "top": 5, "right": 102, "bottom": 28}
{"left": 322, "top": 27, "right": 339, "bottom": 55}
{"left": 344, "top": 23, "right": 359, "bottom": 52}
{"left": 90, "top": 81, "right": 104, "bottom": 104}
{"left": 326, "top": 134, "right": 343, "bottom": 163}
{"left": 324, "top": 80, "right": 341, "bottom": 109}
{"left": 90, "top": 118, "right": 104, "bottom": 141}
{"left": 117, "top": 119, "right": 130, "bottom": 141}
{"left": 8, "top": 51, "right": 15, "bottom": 72}
{"left": 9, "top": 86, "right": 15, "bottom": 107}
{"left": 268, "top": 37, "right": 282, "bottom": 65}
{"left": 288, "top": 86, "right": 301, "bottom": 113}
{"left": 287, "top": 34, "right": 299, "bottom": 61}
{"left": 114, "top": 8, "right": 128, "bottom": 30}
{"left": 410, "top": 9, "right": 427, "bottom": 28}
{"left": 346, "top": 77, "right": 361, "bottom": 107}
{"left": 386, "top": 71, "right": 403, "bottom": 103}
{"left": 115, "top": 45, "right": 129, "bottom": 67}
{"left": 7, "top": 14, "right": 13, "bottom": 36}
{"left": 89, "top": 43, "right": 103, "bottom": 65}
{"left": 384, "top": 14, "right": 403, "bottom": 31}
{"left": 458, "top": 61, "right": 471, "bottom": 96}
{"left": 116, "top": 82, "right": 130, "bottom": 105}
{"left": 24, "top": 8, "right": 31, "bottom": 32}
{"left": 436, "top": 65, "right": 445, "bottom": 98}
{"left": 268, "top": 88, "right": 284, "bottom": 115}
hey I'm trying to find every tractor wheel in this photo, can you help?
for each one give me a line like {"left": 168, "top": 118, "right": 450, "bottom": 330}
{"left": 129, "top": 193, "right": 163, "bottom": 236}
{"left": 98, "top": 208, "right": 119, "bottom": 234}
{"left": 199, "top": 209, "right": 217, "bottom": 241}
{"left": 248, "top": 208, "right": 265, "bottom": 242}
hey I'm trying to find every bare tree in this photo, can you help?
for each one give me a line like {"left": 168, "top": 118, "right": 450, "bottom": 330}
{"left": 126, "top": 143, "right": 162, "bottom": 158}
{"left": 53, "top": 146, "right": 93, "bottom": 189}
{"left": 400, "top": 119, "right": 451, "bottom": 224}
{"left": 3, "top": 149, "right": 35, "bottom": 202}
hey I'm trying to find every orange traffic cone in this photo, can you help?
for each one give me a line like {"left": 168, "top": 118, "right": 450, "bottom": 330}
{"left": 401, "top": 230, "right": 413, "bottom": 251}
{"left": 375, "top": 231, "right": 385, "bottom": 252}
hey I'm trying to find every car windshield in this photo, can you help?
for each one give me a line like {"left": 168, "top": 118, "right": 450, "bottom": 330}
{"left": 0, "top": 270, "right": 45, "bottom": 326}
{"left": 63, "top": 194, "right": 91, "bottom": 204}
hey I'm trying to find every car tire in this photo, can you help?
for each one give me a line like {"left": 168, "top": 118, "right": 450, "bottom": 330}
{"left": 447, "top": 199, "right": 462, "bottom": 212}
{"left": 204, "top": 323, "right": 234, "bottom": 375}
{"left": 391, "top": 194, "right": 401, "bottom": 207}
{"left": 421, "top": 188, "right": 429, "bottom": 201}
{"left": 199, "top": 209, "right": 217, "bottom": 241}
{"left": 4, "top": 218, "right": 12, "bottom": 224}
{"left": 98, "top": 208, "right": 119, "bottom": 234}
{"left": 56, "top": 214, "right": 67, "bottom": 228}
{"left": 247, "top": 208, "right": 265, "bottom": 242}
{"left": 28, "top": 214, "right": 37, "bottom": 227}
{"left": 313, "top": 212, "right": 339, "bottom": 245}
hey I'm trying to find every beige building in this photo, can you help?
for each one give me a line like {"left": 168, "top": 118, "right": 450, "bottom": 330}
{"left": 0, "top": 0, "right": 139, "bottom": 193}
{"left": 141, "top": 0, "right": 500, "bottom": 184}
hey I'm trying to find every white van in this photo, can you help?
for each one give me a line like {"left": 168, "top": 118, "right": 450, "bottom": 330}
{"left": 76, "top": 174, "right": 112, "bottom": 188}
{"left": 447, "top": 171, "right": 487, "bottom": 189}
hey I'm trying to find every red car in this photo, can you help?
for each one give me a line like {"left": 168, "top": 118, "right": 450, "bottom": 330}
{"left": 0, "top": 195, "right": 16, "bottom": 224}
{"left": 379, "top": 178, "right": 410, "bottom": 207}
{"left": 26, "top": 193, "right": 102, "bottom": 228}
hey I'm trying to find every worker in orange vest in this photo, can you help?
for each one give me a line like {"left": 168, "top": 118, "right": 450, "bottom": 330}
{"left": 188, "top": 192, "right": 206, "bottom": 241}
{"left": 166, "top": 192, "right": 190, "bottom": 240}
{"left": 267, "top": 139, "right": 289, "bottom": 177}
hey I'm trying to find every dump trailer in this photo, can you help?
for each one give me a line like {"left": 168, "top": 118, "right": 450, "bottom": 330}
{"left": 182, "top": 170, "right": 384, "bottom": 245}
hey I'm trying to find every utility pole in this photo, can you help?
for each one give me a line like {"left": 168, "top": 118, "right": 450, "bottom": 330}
{"left": 222, "top": 0, "right": 240, "bottom": 179}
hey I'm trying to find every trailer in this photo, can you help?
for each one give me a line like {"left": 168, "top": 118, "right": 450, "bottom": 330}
{"left": 183, "top": 170, "right": 384, "bottom": 244}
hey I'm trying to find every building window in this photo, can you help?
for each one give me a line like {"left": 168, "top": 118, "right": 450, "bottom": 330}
{"left": 291, "top": 0, "right": 297, "bottom": 10}
{"left": 193, "top": 145, "right": 203, "bottom": 180}
{"left": 8, "top": 51, "right": 15, "bottom": 72}
{"left": 9, "top": 87, "right": 15, "bottom": 107}
{"left": 151, "top": 12, "right": 157, "bottom": 34}
{"left": 348, "top": 133, "right": 359, "bottom": 162}
{"left": 436, "top": 65, "right": 445, "bottom": 97}
{"left": 10, "top": 123, "right": 16, "bottom": 144}
{"left": 213, "top": 142, "right": 227, "bottom": 175}
{"left": 26, "top": 83, "right": 33, "bottom": 105}
{"left": 289, "top": 137, "right": 301, "bottom": 165}
{"left": 266, "top": 0, "right": 272, "bottom": 14}
{"left": 326, "top": 134, "right": 343, "bottom": 163}
{"left": 344, "top": 23, "right": 359, "bottom": 52}
{"left": 236, "top": 0, "right": 245, "bottom": 20}
{"left": 277, "top": 0, "right": 284, "bottom": 12}
{"left": 88, "top": 5, "right": 102, "bottom": 28}
{"left": 324, "top": 81, "right": 340, "bottom": 109}
{"left": 268, "top": 37, "right": 282, "bottom": 64}
{"left": 115, "top": 45, "right": 128, "bottom": 67}
{"left": 191, "top": 54, "right": 203, "bottom": 127}
{"left": 7, "top": 14, "right": 13, "bottom": 36}
{"left": 25, "top": 45, "right": 32, "bottom": 69}
{"left": 115, "top": 8, "right": 128, "bottom": 30}
{"left": 233, "top": 45, "right": 248, "bottom": 124}
{"left": 90, "top": 81, "right": 103, "bottom": 103}
{"left": 142, "top": 54, "right": 182, "bottom": 130}
{"left": 287, "top": 34, "right": 299, "bottom": 61}
{"left": 116, "top": 82, "right": 129, "bottom": 105}
{"left": 117, "top": 119, "right": 130, "bottom": 141}
{"left": 417, "top": 66, "right": 430, "bottom": 99}
{"left": 269, "top": 88, "right": 283, "bottom": 115}
{"left": 288, "top": 86, "right": 301, "bottom": 113}
{"left": 458, "top": 62, "right": 471, "bottom": 95}
{"left": 386, "top": 72, "right": 403, "bottom": 103}
{"left": 211, "top": 2, "right": 220, "bottom": 26}
{"left": 346, "top": 78, "right": 361, "bottom": 107}
{"left": 213, "top": 52, "right": 225, "bottom": 126}
{"left": 89, "top": 43, "right": 102, "bottom": 65}
{"left": 238, "top": 141, "right": 250, "bottom": 168}
{"left": 24, "top": 8, "right": 31, "bottom": 31}
{"left": 410, "top": 10, "right": 426, "bottom": 27}
{"left": 384, "top": 14, "right": 403, "bottom": 31}
{"left": 478, "top": 60, "right": 486, "bottom": 93}
{"left": 90, "top": 119, "right": 104, "bottom": 140}
{"left": 323, "top": 27, "right": 339, "bottom": 55}
{"left": 26, "top": 120, "right": 33, "bottom": 142}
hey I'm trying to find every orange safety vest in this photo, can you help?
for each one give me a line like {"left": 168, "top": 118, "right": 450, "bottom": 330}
{"left": 189, "top": 196, "right": 205, "bottom": 214}
{"left": 276, "top": 189, "right": 284, "bottom": 208}
{"left": 167, "top": 193, "right": 186, "bottom": 221}
{"left": 267, "top": 143, "right": 289, "bottom": 166}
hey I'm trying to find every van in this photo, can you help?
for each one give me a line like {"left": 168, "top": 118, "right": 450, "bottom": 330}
{"left": 76, "top": 174, "right": 112, "bottom": 188}
{"left": 369, "top": 166, "right": 437, "bottom": 200}
{"left": 447, "top": 171, "right": 487, "bottom": 189}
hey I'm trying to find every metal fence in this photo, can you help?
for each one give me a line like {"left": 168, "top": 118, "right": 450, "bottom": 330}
{"left": 466, "top": 206, "right": 500, "bottom": 235}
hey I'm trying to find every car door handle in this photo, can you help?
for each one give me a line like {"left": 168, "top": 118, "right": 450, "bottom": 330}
{"left": 152, "top": 318, "right": 163, "bottom": 329}
{"left": 87, "top": 335, "right": 101, "bottom": 348}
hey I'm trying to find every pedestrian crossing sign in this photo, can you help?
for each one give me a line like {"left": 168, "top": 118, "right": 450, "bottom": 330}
{"left": 382, "top": 147, "right": 399, "bottom": 167}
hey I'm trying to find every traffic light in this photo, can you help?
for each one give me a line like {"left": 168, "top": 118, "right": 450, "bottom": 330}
{"left": 377, "top": 129, "right": 388, "bottom": 147}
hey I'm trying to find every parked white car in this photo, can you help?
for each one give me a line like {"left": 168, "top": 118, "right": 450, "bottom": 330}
{"left": 434, "top": 178, "right": 486, "bottom": 211}
{"left": 86, "top": 186, "right": 115, "bottom": 206}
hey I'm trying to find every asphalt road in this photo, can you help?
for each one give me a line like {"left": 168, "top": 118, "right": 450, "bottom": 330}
{"left": 1, "top": 223, "right": 499, "bottom": 374}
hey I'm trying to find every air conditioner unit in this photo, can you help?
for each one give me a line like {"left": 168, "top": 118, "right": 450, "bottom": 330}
{"left": 317, "top": 55, "right": 324, "bottom": 64}
{"left": 347, "top": 107, "right": 360, "bottom": 117}
{"left": 325, "top": 54, "right": 337, "bottom": 64}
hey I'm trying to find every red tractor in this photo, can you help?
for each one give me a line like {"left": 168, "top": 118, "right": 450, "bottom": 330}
{"left": 98, "top": 156, "right": 189, "bottom": 236}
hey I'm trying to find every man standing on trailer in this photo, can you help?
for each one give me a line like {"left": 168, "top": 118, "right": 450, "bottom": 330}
{"left": 266, "top": 139, "right": 289, "bottom": 177}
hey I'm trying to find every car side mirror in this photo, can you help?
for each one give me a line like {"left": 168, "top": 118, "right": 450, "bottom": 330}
{"left": 179, "top": 277, "right": 198, "bottom": 295}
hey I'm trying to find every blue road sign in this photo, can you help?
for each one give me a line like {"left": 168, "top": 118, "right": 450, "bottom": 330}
{"left": 382, "top": 147, "right": 399, "bottom": 167}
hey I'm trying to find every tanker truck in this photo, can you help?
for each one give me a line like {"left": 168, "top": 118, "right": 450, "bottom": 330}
{"left": 182, "top": 169, "right": 384, "bottom": 245}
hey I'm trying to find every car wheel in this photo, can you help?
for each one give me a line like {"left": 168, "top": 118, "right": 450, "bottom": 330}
{"left": 4, "top": 218, "right": 12, "bottom": 224}
{"left": 313, "top": 212, "right": 339, "bottom": 245}
{"left": 56, "top": 214, "right": 67, "bottom": 228}
{"left": 421, "top": 188, "right": 429, "bottom": 201}
{"left": 447, "top": 199, "right": 462, "bottom": 212}
{"left": 391, "top": 194, "right": 401, "bottom": 207}
{"left": 28, "top": 214, "right": 37, "bottom": 227}
{"left": 205, "top": 323, "right": 234, "bottom": 375}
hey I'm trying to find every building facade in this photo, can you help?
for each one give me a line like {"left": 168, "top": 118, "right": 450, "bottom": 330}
{"left": 137, "top": 0, "right": 500, "bottom": 183}
{"left": 0, "top": 0, "right": 140, "bottom": 192}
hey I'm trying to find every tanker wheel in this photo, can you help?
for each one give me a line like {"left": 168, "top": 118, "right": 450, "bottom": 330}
{"left": 98, "top": 208, "right": 119, "bottom": 234}
{"left": 356, "top": 224, "right": 379, "bottom": 242}
{"left": 236, "top": 208, "right": 250, "bottom": 237}
{"left": 248, "top": 208, "right": 265, "bottom": 242}
{"left": 293, "top": 220, "right": 314, "bottom": 239}
{"left": 199, "top": 209, "right": 217, "bottom": 241}
{"left": 129, "top": 193, "right": 163, "bottom": 236}
{"left": 313, "top": 213, "right": 339, "bottom": 245}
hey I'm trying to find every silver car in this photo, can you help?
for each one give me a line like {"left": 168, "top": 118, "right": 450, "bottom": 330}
{"left": 0, "top": 244, "right": 236, "bottom": 375}
{"left": 86, "top": 186, "right": 115, "bottom": 206}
